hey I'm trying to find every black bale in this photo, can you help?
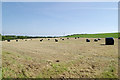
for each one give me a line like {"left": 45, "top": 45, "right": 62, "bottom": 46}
{"left": 94, "top": 39, "right": 98, "bottom": 42}
{"left": 7, "top": 39, "right": 10, "bottom": 42}
{"left": 105, "top": 37, "right": 114, "bottom": 45}
{"left": 16, "top": 40, "right": 18, "bottom": 42}
{"left": 56, "top": 60, "right": 60, "bottom": 62}
{"left": 40, "top": 39, "right": 43, "bottom": 42}
{"left": 62, "top": 39, "right": 64, "bottom": 40}
{"left": 55, "top": 39, "right": 58, "bottom": 42}
{"left": 48, "top": 39, "right": 50, "bottom": 40}
{"left": 75, "top": 37, "right": 77, "bottom": 39}
{"left": 98, "top": 38, "right": 101, "bottom": 40}
{"left": 86, "top": 39, "right": 90, "bottom": 42}
{"left": 78, "top": 37, "right": 80, "bottom": 38}
{"left": 118, "top": 37, "right": 120, "bottom": 39}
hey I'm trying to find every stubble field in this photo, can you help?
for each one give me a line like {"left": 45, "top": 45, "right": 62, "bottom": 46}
{"left": 2, "top": 38, "right": 118, "bottom": 78}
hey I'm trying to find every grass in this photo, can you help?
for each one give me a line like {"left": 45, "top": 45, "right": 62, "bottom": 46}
{"left": 101, "top": 66, "right": 117, "bottom": 78}
{"left": 37, "top": 57, "right": 85, "bottom": 78}
{"left": 2, "top": 51, "right": 28, "bottom": 78}
{"left": 5, "top": 52, "right": 11, "bottom": 54}
{"left": 2, "top": 67, "right": 16, "bottom": 78}
{"left": 64, "top": 33, "right": 119, "bottom": 38}
{"left": 2, "top": 49, "right": 118, "bottom": 78}
{"left": 37, "top": 63, "right": 68, "bottom": 78}
{"left": 100, "top": 60, "right": 118, "bottom": 78}
{"left": 51, "top": 63, "right": 68, "bottom": 72}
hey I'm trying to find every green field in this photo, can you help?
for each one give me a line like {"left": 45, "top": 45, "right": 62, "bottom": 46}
{"left": 64, "top": 33, "right": 119, "bottom": 38}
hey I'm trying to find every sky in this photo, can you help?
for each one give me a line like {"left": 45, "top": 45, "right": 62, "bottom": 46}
{"left": 2, "top": 2, "right": 118, "bottom": 36}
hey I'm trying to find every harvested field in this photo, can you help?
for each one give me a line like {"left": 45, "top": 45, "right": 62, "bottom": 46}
{"left": 2, "top": 38, "right": 118, "bottom": 78}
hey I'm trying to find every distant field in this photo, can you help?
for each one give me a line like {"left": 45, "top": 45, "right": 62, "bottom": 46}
{"left": 64, "top": 33, "right": 119, "bottom": 38}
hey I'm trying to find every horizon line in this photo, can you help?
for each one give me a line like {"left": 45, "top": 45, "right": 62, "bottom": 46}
{"left": 1, "top": 32, "right": 118, "bottom": 37}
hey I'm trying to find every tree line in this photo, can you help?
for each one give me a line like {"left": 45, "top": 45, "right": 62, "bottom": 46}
{"left": 0, "top": 35, "right": 58, "bottom": 41}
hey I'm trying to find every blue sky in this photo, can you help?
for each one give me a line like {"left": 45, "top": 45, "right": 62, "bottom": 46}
{"left": 2, "top": 2, "right": 118, "bottom": 36}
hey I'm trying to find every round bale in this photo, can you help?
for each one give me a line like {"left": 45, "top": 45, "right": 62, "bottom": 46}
{"left": 7, "top": 39, "right": 10, "bottom": 42}
{"left": 55, "top": 39, "right": 58, "bottom": 42}
{"left": 98, "top": 38, "right": 101, "bottom": 40}
{"left": 94, "top": 39, "right": 98, "bottom": 42}
{"left": 86, "top": 39, "right": 90, "bottom": 42}
{"left": 40, "top": 39, "right": 43, "bottom": 42}
{"left": 16, "top": 40, "right": 18, "bottom": 42}
{"left": 105, "top": 37, "right": 114, "bottom": 45}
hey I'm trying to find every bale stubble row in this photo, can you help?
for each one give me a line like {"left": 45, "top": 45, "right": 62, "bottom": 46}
{"left": 5, "top": 37, "right": 115, "bottom": 45}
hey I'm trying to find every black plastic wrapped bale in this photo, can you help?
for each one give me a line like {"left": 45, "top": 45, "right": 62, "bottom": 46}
{"left": 78, "top": 37, "right": 80, "bottom": 38}
{"left": 94, "top": 39, "right": 98, "bottom": 42}
{"left": 40, "top": 39, "right": 43, "bottom": 42}
{"left": 86, "top": 39, "right": 90, "bottom": 42}
{"left": 75, "top": 37, "right": 77, "bottom": 39}
{"left": 48, "top": 39, "right": 50, "bottom": 40}
{"left": 98, "top": 38, "right": 101, "bottom": 40}
{"left": 16, "top": 40, "right": 18, "bottom": 42}
{"left": 105, "top": 37, "right": 114, "bottom": 45}
{"left": 118, "top": 37, "right": 120, "bottom": 39}
{"left": 56, "top": 60, "right": 60, "bottom": 62}
{"left": 62, "top": 39, "right": 64, "bottom": 40}
{"left": 55, "top": 39, "right": 58, "bottom": 42}
{"left": 7, "top": 39, "right": 10, "bottom": 42}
